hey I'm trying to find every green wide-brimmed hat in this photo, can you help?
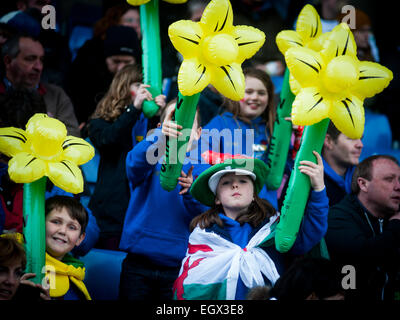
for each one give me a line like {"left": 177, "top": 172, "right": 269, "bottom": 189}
{"left": 190, "top": 154, "right": 268, "bottom": 207}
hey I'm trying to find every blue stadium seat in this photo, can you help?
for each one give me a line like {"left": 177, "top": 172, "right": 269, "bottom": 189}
{"left": 69, "top": 25, "right": 93, "bottom": 61}
{"left": 360, "top": 109, "right": 400, "bottom": 163}
{"left": 80, "top": 248, "right": 127, "bottom": 300}
{"left": 362, "top": 110, "right": 392, "bottom": 150}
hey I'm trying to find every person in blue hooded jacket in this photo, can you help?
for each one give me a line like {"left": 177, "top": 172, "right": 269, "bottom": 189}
{"left": 199, "top": 68, "right": 280, "bottom": 209}
{"left": 322, "top": 121, "right": 364, "bottom": 206}
{"left": 119, "top": 101, "right": 209, "bottom": 300}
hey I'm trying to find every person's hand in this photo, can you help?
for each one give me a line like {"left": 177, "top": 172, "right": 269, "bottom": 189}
{"left": 178, "top": 166, "right": 194, "bottom": 195}
{"left": 298, "top": 150, "right": 325, "bottom": 192}
{"left": 161, "top": 107, "right": 182, "bottom": 138}
{"left": 20, "top": 273, "right": 51, "bottom": 300}
{"left": 133, "top": 84, "right": 153, "bottom": 110}
{"left": 155, "top": 94, "right": 167, "bottom": 116}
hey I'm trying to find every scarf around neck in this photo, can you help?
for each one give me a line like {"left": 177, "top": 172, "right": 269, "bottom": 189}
{"left": 45, "top": 253, "right": 91, "bottom": 300}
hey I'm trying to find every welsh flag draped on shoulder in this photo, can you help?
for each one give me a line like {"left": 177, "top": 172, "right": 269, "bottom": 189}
{"left": 173, "top": 215, "right": 280, "bottom": 300}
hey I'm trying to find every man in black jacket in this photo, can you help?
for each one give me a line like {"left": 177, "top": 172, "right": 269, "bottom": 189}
{"left": 325, "top": 155, "right": 400, "bottom": 300}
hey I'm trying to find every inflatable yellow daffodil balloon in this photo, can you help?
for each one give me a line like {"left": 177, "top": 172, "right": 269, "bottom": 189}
{"left": 160, "top": 0, "right": 265, "bottom": 192}
{"left": 287, "top": 23, "right": 392, "bottom": 139}
{"left": 275, "top": 22, "right": 393, "bottom": 254}
{"left": 0, "top": 113, "right": 94, "bottom": 193}
{"left": 168, "top": 0, "right": 265, "bottom": 101}
{"left": 265, "top": 4, "right": 325, "bottom": 190}
{"left": 0, "top": 113, "right": 94, "bottom": 284}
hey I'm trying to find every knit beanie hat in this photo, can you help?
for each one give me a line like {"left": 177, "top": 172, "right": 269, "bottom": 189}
{"left": 103, "top": 25, "right": 141, "bottom": 62}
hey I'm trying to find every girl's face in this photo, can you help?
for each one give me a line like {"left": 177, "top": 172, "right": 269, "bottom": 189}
{"left": 215, "top": 172, "right": 254, "bottom": 219}
{"left": 45, "top": 207, "right": 85, "bottom": 260}
{"left": 239, "top": 76, "right": 269, "bottom": 120}
{"left": 130, "top": 82, "right": 141, "bottom": 97}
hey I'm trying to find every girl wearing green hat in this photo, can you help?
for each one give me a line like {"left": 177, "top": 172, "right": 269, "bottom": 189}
{"left": 173, "top": 151, "right": 328, "bottom": 300}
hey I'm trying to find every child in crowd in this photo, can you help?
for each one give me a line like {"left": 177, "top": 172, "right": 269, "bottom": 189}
{"left": 88, "top": 64, "right": 166, "bottom": 250}
{"left": 118, "top": 100, "right": 208, "bottom": 300}
{"left": 44, "top": 195, "right": 91, "bottom": 300}
{"left": 173, "top": 151, "right": 329, "bottom": 300}
{"left": 200, "top": 68, "right": 279, "bottom": 209}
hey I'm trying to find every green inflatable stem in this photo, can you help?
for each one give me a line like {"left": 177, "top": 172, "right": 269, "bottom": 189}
{"left": 265, "top": 68, "right": 295, "bottom": 190}
{"left": 275, "top": 118, "right": 330, "bottom": 253}
{"left": 139, "top": 0, "right": 162, "bottom": 118}
{"left": 23, "top": 176, "right": 47, "bottom": 285}
{"left": 160, "top": 92, "right": 200, "bottom": 191}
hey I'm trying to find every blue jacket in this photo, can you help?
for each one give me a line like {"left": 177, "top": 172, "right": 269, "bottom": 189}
{"left": 207, "top": 188, "right": 329, "bottom": 299}
{"left": 119, "top": 129, "right": 208, "bottom": 267}
{"left": 322, "top": 158, "right": 355, "bottom": 207}
{"left": 199, "top": 112, "right": 278, "bottom": 209}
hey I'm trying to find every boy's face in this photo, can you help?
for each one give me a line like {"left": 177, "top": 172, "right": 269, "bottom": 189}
{"left": 45, "top": 207, "right": 85, "bottom": 260}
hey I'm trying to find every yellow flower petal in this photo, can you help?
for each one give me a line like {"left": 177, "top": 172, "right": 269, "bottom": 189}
{"left": 307, "top": 31, "right": 330, "bottom": 52}
{"left": 47, "top": 160, "right": 83, "bottom": 194}
{"left": 233, "top": 25, "right": 265, "bottom": 63}
{"left": 8, "top": 152, "right": 46, "bottom": 183}
{"left": 168, "top": 20, "right": 203, "bottom": 59}
{"left": 126, "top": 0, "right": 149, "bottom": 5}
{"left": 276, "top": 30, "right": 303, "bottom": 55}
{"left": 291, "top": 87, "right": 330, "bottom": 126}
{"left": 352, "top": 61, "right": 393, "bottom": 99}
{"left": 0, "top": 127, "right": 28, "bottom": 157}
{"left": 289, "top": 74, "right": 302, "bottom": 95}
{"left": 200, "top": 0, "right": 233, "bottom": 34}
{"left": 322, "top": 23, "right": 357, "bottom": 60}
{"left": 296, "top": 4, "right": 322, "bottom": 43}
{"left": 62, "top": 137, "right": 95, "bottom": 166}
{"left": 210, "top": 62, "right": 245, "bottom": 101}
{"left": 285, "top": 47, "right": 324, "bottom": 89}
{"left": 329, "top": 95, "right": 364, "bottom": 139}
{"left": 177, "top": 58, "right": 211, "bottom": 96}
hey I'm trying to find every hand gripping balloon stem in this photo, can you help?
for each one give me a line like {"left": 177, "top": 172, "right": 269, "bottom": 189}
{"left": 0, "top": 113, "right": 94, "bottom": 284}
{"left": 23, "top": 177, "right": 47, "bottom": 284}
{"left": 265, "top": 68, "right": 295, "bottom": 190}
{"left": 128, "top": 0, "right": 162, "bottom": 118}
{"left": 275, "top": 118, "right": 329, "bottom": 253}
{"left": 160, "top": 92, "right": 200, "bottom": 191}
